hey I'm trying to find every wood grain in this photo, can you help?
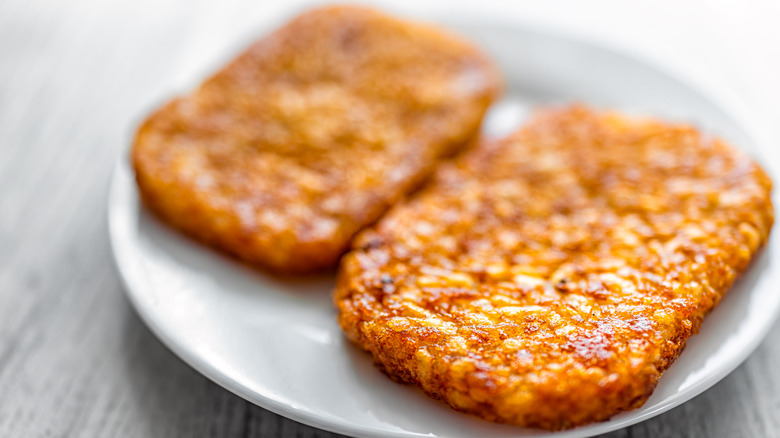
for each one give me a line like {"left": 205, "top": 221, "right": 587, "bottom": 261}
{"left": 0, "top": 0, "right": 777, "bottom": 437}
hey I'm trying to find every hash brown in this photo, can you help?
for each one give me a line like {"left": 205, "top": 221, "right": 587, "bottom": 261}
{"left": 335, "top": 106, "right": 773, "bottom": 429}
{"left": 132, "top": 5, "right": 500, "bottom": 273}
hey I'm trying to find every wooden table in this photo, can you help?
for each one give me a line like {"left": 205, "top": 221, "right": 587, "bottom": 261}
{"left": 2, "top": 0, "right": 778, "bottom": 436}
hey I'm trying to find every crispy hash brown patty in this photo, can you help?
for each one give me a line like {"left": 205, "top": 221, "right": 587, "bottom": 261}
{"left": 131, "top": 6, "right": 500, "bottom": 273}
{"left": 335, "top": 106, "right": 774, "bottom": 429}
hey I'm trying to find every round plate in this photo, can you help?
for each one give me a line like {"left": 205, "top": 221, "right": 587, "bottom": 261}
{"left": 110, "top": 11, "right": 779, "bottom": 438}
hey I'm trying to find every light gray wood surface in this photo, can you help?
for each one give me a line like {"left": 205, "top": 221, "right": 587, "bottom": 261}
{"left": 1, "top": 0, "right": 778, "bottom": 437}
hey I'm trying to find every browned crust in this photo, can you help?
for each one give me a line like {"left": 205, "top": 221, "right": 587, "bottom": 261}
{"left": 335, "top": 106, "right": 774, "bottom": 429}
{"left": 131, "top": 5, "right": 502, "bottom": 273}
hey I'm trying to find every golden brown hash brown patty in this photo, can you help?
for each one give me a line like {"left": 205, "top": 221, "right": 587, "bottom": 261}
{"left": 335, "top": 106, "right": 774, "bottom": 429}
{"left": 131, "top": 6, "right": 501, "bottom": 273}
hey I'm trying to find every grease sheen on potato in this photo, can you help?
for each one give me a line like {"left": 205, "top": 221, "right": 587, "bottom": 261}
{"left": 335, "top": 106, "right": 773, "bottom": 430}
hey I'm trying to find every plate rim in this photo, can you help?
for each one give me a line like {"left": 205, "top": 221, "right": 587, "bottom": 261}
{"left": 109, "top": 10, "right": 780, "bottom": 438}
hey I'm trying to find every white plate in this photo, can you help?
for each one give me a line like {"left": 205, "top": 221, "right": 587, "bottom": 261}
{"left": 110, "top": 11, "right": 780, "bottom": 438}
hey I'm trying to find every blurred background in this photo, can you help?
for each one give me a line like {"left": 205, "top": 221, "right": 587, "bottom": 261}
{"left": 1, "top": 0, "right": 779, "bottom": 437}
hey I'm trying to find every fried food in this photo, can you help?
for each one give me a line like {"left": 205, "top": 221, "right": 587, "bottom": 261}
{"left": 131, "top": 6, "right": 501, "bottom": 273}
{"left": 335, "top": 106, "right": 773, "bottom": 429}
